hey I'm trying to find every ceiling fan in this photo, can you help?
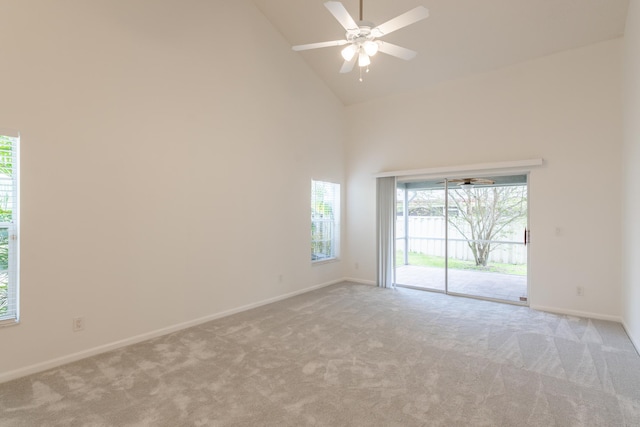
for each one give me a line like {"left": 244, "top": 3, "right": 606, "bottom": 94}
{"left": 292, "top": 1, "right": 429, "bottom": 79}
{"left": 446, "top": 178, "right": 496, "bottom": 189}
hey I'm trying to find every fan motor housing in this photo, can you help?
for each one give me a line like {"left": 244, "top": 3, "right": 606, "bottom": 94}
{"left": 346, "top": 21, "right": 376, "bottom": 41}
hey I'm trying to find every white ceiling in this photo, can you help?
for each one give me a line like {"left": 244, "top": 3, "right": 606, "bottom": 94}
{"left": 252, "top": 0, "right": 629, "bottom": 105}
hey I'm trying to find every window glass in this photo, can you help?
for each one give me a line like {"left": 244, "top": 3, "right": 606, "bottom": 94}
{"left": 0, "top": 131, "right": 19, "bottom": 324}
{"left": 311, "top": 180, "right": 339, "bottom": 262}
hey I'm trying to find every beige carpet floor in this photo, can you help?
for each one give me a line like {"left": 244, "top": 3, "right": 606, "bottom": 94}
{"left": 1, "top": 282, "right": 640, "bottom": 426}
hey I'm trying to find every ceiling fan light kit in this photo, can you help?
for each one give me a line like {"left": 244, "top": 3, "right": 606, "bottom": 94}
{"left": 292, "top": 1, "right": 429, "bottom": 81}
{"left": 341, "top": 44, "right": 357, "bottom": 61}
{"left": 358, "top": 50, "right": 371, "bottom": 67}
{"left": 363, "top": 40, "right": 379, "bottom": 56}
{"left": 458, "top": 183, "right": 475, "bottom": 190}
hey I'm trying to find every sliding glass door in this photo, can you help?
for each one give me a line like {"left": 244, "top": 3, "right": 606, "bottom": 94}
{"left": 395, "top": 175, "right": 529, "bottom": 304}
{"left": 395, "top": 183, "right": 446, "bottom": 292}
{"left": 446, "top": 177, "right": 528, "bottom": 302}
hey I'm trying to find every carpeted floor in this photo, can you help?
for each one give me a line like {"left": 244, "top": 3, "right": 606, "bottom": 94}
{"left": 1, "top": 282, "right": 639, "bottom": 426}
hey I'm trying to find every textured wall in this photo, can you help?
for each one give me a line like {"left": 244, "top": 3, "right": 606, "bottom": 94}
{"left": 623, "top": 0, "right": 640, "bottom": 349}
{"left": 0, "top": 0, "right": 346, "bottom": 380}
{"left": 345, "top": 39, "right": 623, "bottom": 319}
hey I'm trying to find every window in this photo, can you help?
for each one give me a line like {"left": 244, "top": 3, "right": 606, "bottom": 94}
{"left": 0, "top": 130, "right": 19, "bottom": 325}
{"left": 311, "top": 180, "right": 340, "bottom": 262}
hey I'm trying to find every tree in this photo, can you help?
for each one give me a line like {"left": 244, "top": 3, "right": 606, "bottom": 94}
{"left": 447, "top": 185, "right": 527, "bottom": 267}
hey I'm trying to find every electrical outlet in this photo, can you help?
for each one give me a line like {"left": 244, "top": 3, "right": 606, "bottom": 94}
{"left": 72, "top": 317, "right": 85, "bottom": 332}
{"left": 576, "top": 286, "right": 584, "bottom": 297}
{"left": 278, "top": 274, "right": 283, "bottom": 283}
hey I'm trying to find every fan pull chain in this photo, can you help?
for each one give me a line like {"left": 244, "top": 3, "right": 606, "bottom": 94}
{"left": 358, "top": 65, "right": 371, "bottom": 82}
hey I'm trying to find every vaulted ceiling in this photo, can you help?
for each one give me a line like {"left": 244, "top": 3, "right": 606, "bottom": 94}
{"left": 253, "top": 0, "right": 629, "bottom": 105}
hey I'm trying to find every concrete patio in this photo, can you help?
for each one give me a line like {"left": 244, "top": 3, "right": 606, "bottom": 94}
{"left": 395, "top": 265, "right": 528, "bottom": 303}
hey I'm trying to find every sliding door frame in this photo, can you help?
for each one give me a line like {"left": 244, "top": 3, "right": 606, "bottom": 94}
{"left": 445, "top": 175, "right": 529, "bottom": 305}
{"left": 392, "top": 169, "right": 534, "bottom": 306}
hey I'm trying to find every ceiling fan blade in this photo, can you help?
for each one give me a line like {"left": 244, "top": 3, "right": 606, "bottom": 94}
{"left": 373, "top": 6, "right": 429, "bottom": 36}
{"left": 378, "top": 42, "right": 417, "bottom": 60}
{"left": 447, "top": 178, "right": 496, "bottom": 185}
{"left": 292, "top": 40, "right": 348, "bottom": 51}
{"left": 471, "top": 179, "right": 496, "bottom": 185}
{"left": 340, "top": 55, "right": 357, "bottom": 73}
{"left": 324, "top": 1, "right": 359, "bottom": 31}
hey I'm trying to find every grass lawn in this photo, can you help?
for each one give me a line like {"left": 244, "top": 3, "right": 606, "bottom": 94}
{"left": 396, "top": 251, "right": 527, "bottom": 276}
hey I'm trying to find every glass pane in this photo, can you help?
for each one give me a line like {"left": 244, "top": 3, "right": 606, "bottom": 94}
{"left": 0, "top": 227, "right": 8, "bottom": 317}
{"left": 395, "top": 184, "right": 446, "bottom": 291}
{"left": 0, "top": 135, "right": 15, "bottom": 223}
{"left": 446, "top": 181, "right": 528, "bottom": 303}
{"left": 311, "top": 180, "right": 339, "bottom": 261}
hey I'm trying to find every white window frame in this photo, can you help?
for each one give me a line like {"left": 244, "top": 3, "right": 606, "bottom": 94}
{"left": 311, "top": 180, "right": 340, "bottom": 263}
{"left": 0, "top": 129, "right": 19, "bottom": 326}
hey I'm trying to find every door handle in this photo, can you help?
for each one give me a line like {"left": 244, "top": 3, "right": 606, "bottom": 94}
{"left": 524, "top": 228, "right": 528, "bottom": 246}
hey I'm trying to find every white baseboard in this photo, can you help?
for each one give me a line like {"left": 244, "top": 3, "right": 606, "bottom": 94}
{"left": 12, "top": 279, "right": 627, "bottom": 385}
{"left": 0, "top": 278, "right": 344, "bottom": 384}
{"left": 529, "top": 304, "right": 622, "bottom": 323}
{"left": 343, "top": 277, "right": 376, "bottom": 286}
{"left": 622, "top": 320, "right": 640, "bottom": 355}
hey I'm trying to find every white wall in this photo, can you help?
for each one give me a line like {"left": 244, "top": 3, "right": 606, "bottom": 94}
{"left": 623, "top": 0, "right": 640, "bottom": 348}
{"left": 345, "top": 39, "right": 623, "bottom": 319}
{"left": 0, "top": 0, "right": 345, "bottom": 381}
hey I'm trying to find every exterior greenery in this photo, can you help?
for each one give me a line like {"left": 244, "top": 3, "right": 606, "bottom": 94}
{"left": 399, "top": 183, "right": 527, "bottom": 268}
{"left": 311, "top": 181, "right": 338, "bottom": 261}
{"left": 396, "top": 250, "right": 527, "bottom": 276}
{"left": 448, "top": 186, "right": 527, "bottom": 266}
{"left": 0, "top": 229, "right": 8, "bottom": 314}
{"left": 0, "top": 135, "right": 13, "bottom": 316}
